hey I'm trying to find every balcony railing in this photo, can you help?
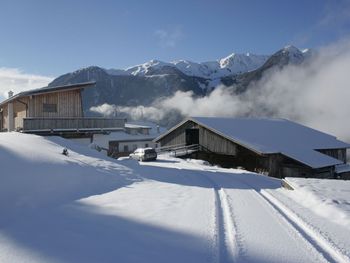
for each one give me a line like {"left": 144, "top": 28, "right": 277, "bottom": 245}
{"left": 22, "top": 117, "right": 126, "bottom": 132}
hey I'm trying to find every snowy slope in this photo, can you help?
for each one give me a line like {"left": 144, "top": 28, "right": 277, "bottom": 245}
{"left": 1, "top": 133, "right": 348, "bottom": 263}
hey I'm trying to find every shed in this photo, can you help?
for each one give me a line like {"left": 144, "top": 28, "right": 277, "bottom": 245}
{"left": 154, "top": 117, "right": 350, "bottom": 178}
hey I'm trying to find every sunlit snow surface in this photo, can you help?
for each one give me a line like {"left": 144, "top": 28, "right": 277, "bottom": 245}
{"left": 0, "top": 133, "right": 349, "bottom": 263}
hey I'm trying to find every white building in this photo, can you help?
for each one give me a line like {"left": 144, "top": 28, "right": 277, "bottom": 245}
{"left": 72, "top": 121, "right": 166, "bottom": 158}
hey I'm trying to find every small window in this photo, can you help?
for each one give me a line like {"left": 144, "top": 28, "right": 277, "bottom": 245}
{"left": 145, "top": 143, "right": 149, "bottom": 148}
{"left": 43, "top": 103, "right": 57, "bottom": 113}
{"left": 123, "top": 145, "right": 129, "bottom": 152}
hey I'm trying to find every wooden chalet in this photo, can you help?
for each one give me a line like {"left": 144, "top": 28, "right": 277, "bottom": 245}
{"left": 0, "top": 82, "right": 125, "bottom": 134}
{"left": 154, "top": 117, "right": 350, "bottom": 179}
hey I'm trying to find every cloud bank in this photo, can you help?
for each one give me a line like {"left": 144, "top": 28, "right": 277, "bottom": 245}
{"left": 0, "top": 68, "right": 53, "bottom": 100}
{"left": 91, "top": 39, "right": 350, "bottom": 142}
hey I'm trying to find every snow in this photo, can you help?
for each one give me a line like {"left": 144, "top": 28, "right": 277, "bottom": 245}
{"left": 188, "top": 117, "right": 349, "bottom": 168}
{"left": 281, "top": 178, "right": 350, "bottom": 227}
{"left": 1, "top": 132, "right": 349, "bottom": 262}
{"left": 270, "top": 177, "right": 350, "bottom": 261}
{"left": 219, "top": 52, "right": 269, "bottom": 74}
{"left": 107, "top": 52, "right": 269, "bottom": 79}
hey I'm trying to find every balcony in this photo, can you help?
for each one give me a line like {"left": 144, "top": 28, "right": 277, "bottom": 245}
{"left": 22, "top": 117, "right": 126, "bottom": 133}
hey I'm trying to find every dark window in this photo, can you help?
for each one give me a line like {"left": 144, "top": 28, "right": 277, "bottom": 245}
{"left": 43, "top": 103, "right": 57, "bottom": 113}
{"left": 145, "top": 149, "right": 156, "bottom": 154}
{"left": 145, "top": 143, "right": 149, "bottom": 147}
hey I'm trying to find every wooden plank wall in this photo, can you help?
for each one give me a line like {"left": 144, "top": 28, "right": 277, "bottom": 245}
{"left": 158, "top": 121, "right": 194, "bottom": 146}
{"left": 28, "top": 90, "right": 83, "bottom": 118}
{"left": 317, "top": 148, "right": 347, "bottom": 163}
{"left": 158, "top": 120, "right": 237, "bottom": 156}
{"left": 14, "top": 99, "right": 28, "bottom": 130}
{"left": 199, "top": 126, "right": 237, "bottom": 155}
{"left": 1, "top": 104, "right": 8, "bottom": 131}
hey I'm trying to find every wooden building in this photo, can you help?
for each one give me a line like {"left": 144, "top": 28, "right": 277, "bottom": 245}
{"left": 155, "top": 117, "right": 350, "bottom": 179}
{"left": 0, "top": 82, "right": 125, "bottom": 133}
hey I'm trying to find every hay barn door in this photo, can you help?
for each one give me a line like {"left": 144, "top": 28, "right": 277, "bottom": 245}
{"left": 185, "top": 129, "right": 199, "bottom": 145}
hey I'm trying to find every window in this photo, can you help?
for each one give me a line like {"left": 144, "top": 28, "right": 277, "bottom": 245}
{"left": 145, "top": 143, "right": 149, "bottom": 148}
{"left": 43, "top": 103, "right": 57, "bottom": 113}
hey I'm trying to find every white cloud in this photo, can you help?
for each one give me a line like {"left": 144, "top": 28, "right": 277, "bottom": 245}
{"left": 154, "top": 26, "right": 183, "bottom": 48}
{"left": 90, "top": 103, "right": 119, "bottom": 117}
{"left": 0, "top": 67, "right": 53, "bottom": 101}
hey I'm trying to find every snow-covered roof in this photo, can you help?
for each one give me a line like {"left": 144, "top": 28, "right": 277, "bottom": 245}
{"left": 156, "top": 117, "right": 350, "bottom": 169}
{"left": 335, "top": 164, "right": 350, "bottom": 174}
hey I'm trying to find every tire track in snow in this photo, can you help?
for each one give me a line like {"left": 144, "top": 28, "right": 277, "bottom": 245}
{"left": 230, "top": 175, "right": 350, "bottom": 263}
{"left": 201, "top": 174, "right": 239, "bottom": 263}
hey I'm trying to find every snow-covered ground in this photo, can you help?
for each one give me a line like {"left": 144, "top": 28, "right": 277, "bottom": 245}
{"left": 0, "top": 133, "right": 349, "bottom": 263}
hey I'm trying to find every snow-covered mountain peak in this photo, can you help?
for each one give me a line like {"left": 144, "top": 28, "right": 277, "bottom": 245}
{"left": 219, "top": 52, "right": 269, "bottom": 74}
{"left": 279, "top": 45, "right": 305, "bottom": 64}
{"left": 219, "top": 53, "right": 236, "bottom": 68}
{"left": 125, "top": 59, "right": 171, "bottom": 76}
{"left": 104, "top": 46, "right": 310, "bottom": 79}
{"left": 282, "top": 45, "right": 300, "bottom": 53}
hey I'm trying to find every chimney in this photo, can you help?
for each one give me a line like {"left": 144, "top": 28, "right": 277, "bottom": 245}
{"left": 8, "top": 91, "right": 14, "bottom": 98}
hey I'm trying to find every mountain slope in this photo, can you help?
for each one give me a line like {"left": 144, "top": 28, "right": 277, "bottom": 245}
{"left": 48, "top": 46, "right": 311, "bottom": 115}
{"left": 221, "top": 46, "right": 311, "bottom": 93}
{"left": 49, "top": 66, "right": 207, "bottom": 113}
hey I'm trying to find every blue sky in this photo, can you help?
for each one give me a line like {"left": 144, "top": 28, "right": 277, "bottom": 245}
{"left": 0, "top": 0, "right": 350, "bottom": 77}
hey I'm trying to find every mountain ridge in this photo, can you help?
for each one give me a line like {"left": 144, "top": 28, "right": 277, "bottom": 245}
{"left": 48, "top": 45, "right": 312, "bottom": 116}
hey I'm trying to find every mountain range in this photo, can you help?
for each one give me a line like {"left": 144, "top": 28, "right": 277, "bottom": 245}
{"left": 48, "top": 45, "right": 312, "bottom": 116}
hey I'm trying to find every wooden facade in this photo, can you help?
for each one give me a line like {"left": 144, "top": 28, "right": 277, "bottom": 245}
{"left": 1, "top": 89, "right": 84, "bottom": 131}
{"left": 159, "top": 120, "right": 237, "bottom": 156}
{"left": 0, "top": 82, "right": 125, "bottom": 132}
{"left": 155, "top": 119, "right": 347, "bottom": 179}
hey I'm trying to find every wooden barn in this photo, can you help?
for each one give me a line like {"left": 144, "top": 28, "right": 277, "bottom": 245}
{"left": 154, "top": 117, "right": 350, "bottom": 179}
{"left": 0, "top": 82, "right": 125, "bottom": 134}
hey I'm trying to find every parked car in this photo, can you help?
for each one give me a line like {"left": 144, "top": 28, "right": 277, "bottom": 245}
{"left": 129, "top": 148, "right": 157, "bottom": 161}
